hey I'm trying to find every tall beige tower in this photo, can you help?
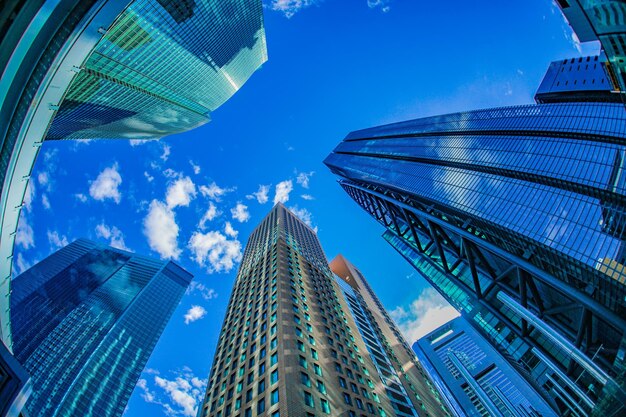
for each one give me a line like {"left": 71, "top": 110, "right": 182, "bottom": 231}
{"left": 198, "top": 204, "right": 450, "bottom": 417}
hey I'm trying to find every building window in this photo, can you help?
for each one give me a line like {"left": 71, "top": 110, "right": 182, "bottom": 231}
{"left": 316, "top": 380, "right": 326, "bottom": 394}
{"left": 257, "top": 398, "right": 265, "bottom": 414}
{"left": 304, "top": 391, "right": 314, "bottom": 408}
{"left": 258, "top": 379, "right": 265, "bottom": 394}
{"left": 301, "top": 372, "right": 311, "bottom": 387}
{"left": 321, "top": 398, "right": 331, "bottom": 414}
{"left": 343, "top": 392, "right": 352, "bottom": 405}
{"left": 271, "top": 389, "right": 279, "bottom": 405}
{"left": 299, "top": 356, "right": 308, "bottom": 369}
{"left": 271, "top": 369, "right": 279, "bottom": 384}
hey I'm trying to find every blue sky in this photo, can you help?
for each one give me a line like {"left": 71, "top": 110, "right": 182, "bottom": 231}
{"left": 14, "top": 1, "right": 595, "bottom": 416}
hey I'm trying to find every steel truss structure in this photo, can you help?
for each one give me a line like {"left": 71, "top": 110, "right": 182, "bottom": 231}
{"left": 340, "top": 179, "right": 626, "bottom": 417}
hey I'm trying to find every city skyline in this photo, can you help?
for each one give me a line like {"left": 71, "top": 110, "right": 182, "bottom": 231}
{"left": 7, "top": 2, "right": 600, "bottom": 416}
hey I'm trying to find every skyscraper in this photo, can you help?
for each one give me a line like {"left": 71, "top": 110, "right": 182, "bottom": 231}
{"left": 413, "top": 316, "right": 557, "bottom": 417}
{"left": 325, "top": 80, "right": 626, "bottom": 414}
{"left": 11, "top": 238, "right": 193, "bottom": 417}
{"left": 198, "top": 204, "right": 450, "bottom": 417}
{"left": 554, "top": 0, "right": 626, "bottom": 93}
{"left": 0, "top": 0, "right": 266, "bottom": 348}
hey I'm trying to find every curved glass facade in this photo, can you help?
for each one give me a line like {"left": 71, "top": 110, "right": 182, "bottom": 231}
{"left": 11, "top": 239, "right": 192, "bottom": 417}
{"left": 46, "top": 0, "right": 267, "bottom": 140}
{"left": 326, "top": 101, "right": 626, "bottom": 416}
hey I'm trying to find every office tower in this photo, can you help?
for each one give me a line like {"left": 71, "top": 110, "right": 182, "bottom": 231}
{"left": 198, "top": 204, "right": 451, "bottom": 417}
{"left": 11, "top": 238, "right": 193, "bottom": 417}
{"left": 534, "top": 54, "right": 623, "bottom": 103}
{"left": 325, "top": 83, "right": 626, "bottom": 414}
{"left": 0, "top": 0, "right": 266, "bottom": 348}
{"left": 330, "top": 254, "right": 455, "bottom": 417}
{"left": 555, "top": 0, "right": 626, "bottom": 93}
{"left": 413, "top": 316, "right": 557, "bottom": 417}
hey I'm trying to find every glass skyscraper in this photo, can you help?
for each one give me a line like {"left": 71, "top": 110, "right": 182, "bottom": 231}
{"left": 0, "top": 0, "right": 266, "bottom": 349}
{"left": 413, "top": 316, "right": 557, "bottom": 417}
{"left": 198, "top": 204, "right": 451, "bottom": 417}
{"left": 11, "top": 238, "right": 193, "bottom": 417}
{"left": 555, "top": 0, "right": 626, "bottom": 93}
{"left": 325, "top": 75, "right": 626, "bottom": 414}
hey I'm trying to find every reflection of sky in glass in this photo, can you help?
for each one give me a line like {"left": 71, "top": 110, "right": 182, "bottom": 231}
{"left": 11, "top": 239, "right": 191, "bottom": 417}
{"left": 46, "top": 0, "right": 267, "bottom": 140}
{"left": 326, "top": 102, "right": 626, "bottom": 271}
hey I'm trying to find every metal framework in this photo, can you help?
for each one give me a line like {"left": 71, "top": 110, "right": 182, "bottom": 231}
{"left": 339, "top": 179, "right": 626, "bottom": 416}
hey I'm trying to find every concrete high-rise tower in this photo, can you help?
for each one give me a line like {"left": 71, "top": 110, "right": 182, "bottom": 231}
{"left": 11, "top": 239, "right": 193, "bottom": 417}
{"left": 198, "top": 205, "right": 451, "bottom": 417}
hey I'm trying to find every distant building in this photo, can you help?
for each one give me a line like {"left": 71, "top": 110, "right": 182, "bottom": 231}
{"left": 554, "top": 0, "right": 626, "bottom": 93}
{"left": 325, "top": 67, "right": 626, "bottom": 414}
{"left": 11, "top": 239, "right": 193, "bottom": 417}
{"left": 534, "top": 54, "right": 622, "bottom": 103}
{"left": 198, "top": 205, "right": 451, "bottom": 417}
{"left": 413, "top": 317, "right": 556, "bottom": 417}
{"left": 331, "top": 255, "right": 454, "bottom": 417}
{"left": 0, "top": 0, "right": 266, "bottom": 349}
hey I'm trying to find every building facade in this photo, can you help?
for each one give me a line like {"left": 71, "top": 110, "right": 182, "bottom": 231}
{"left": 413, "top": 316, "right": 557, "bottom": 417}
{"left": 555, "top": 0, "right": 626, "bottom": 93}
{"left": 325, "top": 98, "right": 626, "bottom": 416}
{"left": 11, "top": 238, "right": 193, "bottom": 417}
{"left": 198, "top": 204, "right": 450, "bottom": 417}
{"left": 330, "top": 255, "right": 454, "bottom": 417}
{"left": 0, "top": 0, "right": 266, "bottom": 349}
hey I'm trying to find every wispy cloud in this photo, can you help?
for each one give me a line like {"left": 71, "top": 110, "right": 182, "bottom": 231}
{"left": 273, "top": 180, "right": 293, "bottom": 204}
{"left": 47, "top": 230, "right": 69, "bottom": 251}
{"left": 160, "top": 143, "right": 171, "bottom": 162}
{"left": 89, "top": 164, "right": 122, "bottom": 204}
{"left": 143, "top": 200, "right": 181, "bottom": 260}
{"left": 198, "top": 202, "right": 220, "bottom": 230}
{"left": 199, "top": 182, "right": 235, "bottom": 202}
{"left": 186, "top": 281, "right": 218, "bottom": 300}
{"left": 15, "top": 216, "right": 34, "bottom": 249}
{"left": 296, "top": 171, "right": 314, "bottom": 189}
{"left": 389, "top": 287, "right": 460, "bottom": 344}
{"left": 367, "top": 0, "right": 391, "bottom": 12}
{"left": 301, "top": 194, "right": 314, "bottom": 201}
{"left": 289, "top": 205, "right": 318, "bottom": 233}
{"left": 136, "top": 368, "right": 206, "bottom": 417}
{"left": 246, "top": 184, "right": 270, "bottom": 204}
{"left": 188, "top": 229, "right": 242, "bottom": 273}
{"left": 189, "top": 160, "right": 201, "bottom": 175}
{"left": 95, "top": 222, "right": 130, "bottom": 251}
{"left": 267, "top": 0, "right": 318, "bottom": 18}
{"left": 230, "top": 202, "right": 250, "bottom": 223}
{"left": 184, "top": 305, "right": 207, "bottom": 324}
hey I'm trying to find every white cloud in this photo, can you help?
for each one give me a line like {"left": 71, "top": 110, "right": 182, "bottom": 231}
{"left": 367, "top": 0, "right": 391, "bottom": 12}
{"left": 144, "top": 171, "right": 154, "bottom": 182}
{"left": 75, "top": 193, "right": 88, "bottom": 203}
{"left": 224, "top": 221, "right": 238, "bottom": 238}
{"left": 184, "top": 305, "right": 207, "bottom": 325}
{"left": 198, "top": 202, "right": 220, "bottom": 229}
{"left": 89, "top": 164, "right": 122, "bottom": 204}
{"left": 296, "top": 171, "right": 314, "bottom": 188}
{"left": 143, "top": 200, "right": 181, "bottom": 260}
{"left": 129, "top": 139, "right": 152, "bottom": 146}
{"left": 246, "top": 184, "right": 270, "bottom": 204}
{"left": 41, "top": 194, "right": 51, "bottom": 210}
{"left": 188, "top": 230, "right": 242, "bottom": 273}
{"left": 189, "top": 161, "right": 201, "bottom": 175}
{"left": 37, "top": 171, "right": 50, "bottom": 189}
{"left": 389, "top": 287, "right": 460, "bottom": 344}
{"left": 160, "top": 143, "right": 171, "bottom": 162}
{"left": 230, "top": 202, "right": 250, "bottom": 223}
{"left": 268, "top": 0, "right": 318, "bottom": 18}
{"left": 95, "top": 222, "right": 130, "bottom": 251}
{"left": 273, "top": 180, "right": 293, "bottom": 204}
{"left": 14, "top": 253, "right": 32, "bottom": 276}
{"left": 23, "top": 182, "right": 35, "bottom": 211}
{"left": 15, "top": 215, "right": 34, "bottom": 249}
{"left": 301, "top": 194, "right": 314, "bottom": 200}
{"left": 186, "top": 281, "right": 218, "bottom": 300}
{"left": 47, "top": 230, "right": 69, "bottom": 251}
{"left": 137, "top": 368, "right": 206, "bottom": 417}
{"left": 289, "top": 205, "right": 318, "bottom": 233}
{"left": 199, "top": 182, "right": 235, "bottom": 202}
{"left": 166, "top": 177, "right": 197, "bottom": 209}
